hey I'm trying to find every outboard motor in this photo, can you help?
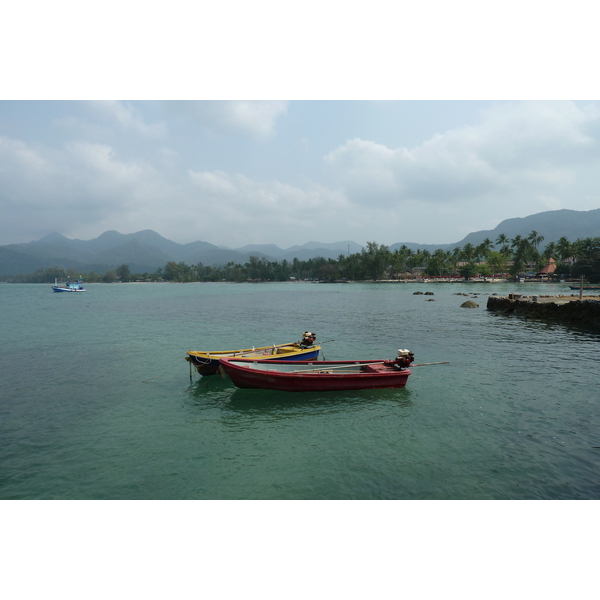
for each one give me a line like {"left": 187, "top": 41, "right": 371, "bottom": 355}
{"left": 395, "top": 349, "right": 414, "bottom": 369}
{"left": 300, "top": 331, "right": 317, "bottom": 348}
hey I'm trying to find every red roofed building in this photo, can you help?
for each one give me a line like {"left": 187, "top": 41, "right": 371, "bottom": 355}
{"left": 538, "top": 257, "right": 557, "bottom": 275}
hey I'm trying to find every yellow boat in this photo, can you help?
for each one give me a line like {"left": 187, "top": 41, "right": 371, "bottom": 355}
{"left": 186, "top": 332, "right": 320, "bottom": 375}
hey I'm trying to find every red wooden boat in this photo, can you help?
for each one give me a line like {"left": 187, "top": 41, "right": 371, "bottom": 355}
{"left": 219, "top": 350, "right": 414, "bottom": 392}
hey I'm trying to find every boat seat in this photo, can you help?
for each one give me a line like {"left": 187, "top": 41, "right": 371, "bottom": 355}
{"left": 363, "top": 365, "right": 385, "bottom": 373}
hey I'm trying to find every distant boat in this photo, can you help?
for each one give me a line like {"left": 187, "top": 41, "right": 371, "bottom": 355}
{"left": 219, "top": 350, "right": 415, "bottom": 392}
{"left": 186, "top": 332, "right": 321, "bottom": 376}
{"left": 52, "top": 277, "right": 86, "bottom": 292}
{"left": 568, "top": 285, "right": 600, "bottom": 291}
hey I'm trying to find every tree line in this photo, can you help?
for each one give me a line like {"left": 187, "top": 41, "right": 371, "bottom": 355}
{"left": 5, "top": 232, "right": 600, "bottom": 283}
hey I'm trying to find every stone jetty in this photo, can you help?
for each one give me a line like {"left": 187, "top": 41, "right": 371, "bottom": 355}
{"left": 487, "top": 293, "right": 600, "bottom": 328}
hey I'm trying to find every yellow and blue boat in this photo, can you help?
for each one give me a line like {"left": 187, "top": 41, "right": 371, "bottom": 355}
{"left": 186, "top": 332, "right": 320, "bottom": 376}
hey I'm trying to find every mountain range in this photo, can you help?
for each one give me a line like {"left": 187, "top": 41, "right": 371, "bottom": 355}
{"left": 1, "top": 208, "right": 599, "bottom": 276}
{"left": 390, "top": 208, "right": 600, "bottom": 253}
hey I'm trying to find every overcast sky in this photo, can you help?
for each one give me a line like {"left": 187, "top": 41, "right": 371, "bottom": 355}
{"left": 2, "top": 100, "right": 599, "bottom": 249}
{"left": 2, "top": 4, "right": 599, "bottom": 250}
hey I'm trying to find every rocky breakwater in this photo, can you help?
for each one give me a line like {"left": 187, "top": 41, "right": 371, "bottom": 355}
{"left": 487, "top": 293, "right": 600, "bottom": 328}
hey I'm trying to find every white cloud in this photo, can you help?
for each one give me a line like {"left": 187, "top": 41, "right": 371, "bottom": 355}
{"left": 0, "top": 136, "right": 170, "bottom": 242}
{"left": 186, "top": 169, "right": 349, "bottom": 246}
{"left": 167, "top": 101, "right": 288, "bottom": 139}
{"left": 188, "top": 170, "right": 237, "bottom": 196}
{"left": 90, "top": 101, "right": 167, "bottom": 137}
{"left": 225, "top": 101, "right": 288, "bottom": 137}
{"left": 0, "top": 136, "right": 58, "bottom": 207}
{"left": 535, "top": 194, "right": 562, "bottom": 211}
{"left": 324, "top": 101, "right": 600, "bottom": 212}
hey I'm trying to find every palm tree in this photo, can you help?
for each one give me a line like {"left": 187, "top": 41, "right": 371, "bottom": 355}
{"left": 482, "top": 237, "right": 494, "bottom": 253}
{"left": 528, "top": 230, "right": 545, "bottom": 251}
{"left": 510, "top": 235, "right": 523, "bottom": 251}
{"left": 337, "top": 254, "right": 347, "bottom": 279}
{"left": 543, "top": 242, "right": 556, "bottom": 261}
{"left": 486, "top": 251, "right": 506, "bottom": 277}
{"left": 445, "top": 250, "right": 458, "bottom": 275}
{"left": 461, "top": 243, "right": 475, "bottom": 263}
{"left": 572, "top": 238, "right": 584, "bottom": 261}
{"left": 475, "top": 238, "right": 493, "bottom": 263}
{"left": 361, "top": 241, "right": 390, "bottom": 280}
{"left": 390, "top": 248, "right": 409, "bottom": 278}
{"left": 495, "top": 233, "right": 508, "bottom": 247}
{"left": 556, "top": 237, "right": 572, "bottom": 262}
{"left": 421, "top": 249, "right": 431, "bottom": 267}
{"left": 509, "top": 235, "right": 535, "bottom": 275}
{"left": 428, "top": 248, "right": 448, "bottom": 277}
{"left": 407, "top": 249, "right": 423, "bottom": 272}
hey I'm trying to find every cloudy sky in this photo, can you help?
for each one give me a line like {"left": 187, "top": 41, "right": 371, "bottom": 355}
{"left": 2, "top": 100, "right": 599, "bottom": 249}
{"left": 2, "top": 4, "right": 599, "bottom": 250}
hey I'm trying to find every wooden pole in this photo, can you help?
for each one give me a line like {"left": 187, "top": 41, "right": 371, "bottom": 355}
{"left": 291, "top": 360, "right": 450, "bottom": 373}
{"left": 235, "top": 339, "right": 330, "bottom": 356}
{"left": 291, "top": 361, "right": 386, "bottom": 373}
{"left": 411, "top": 362, "right": 450, "bottom": 366}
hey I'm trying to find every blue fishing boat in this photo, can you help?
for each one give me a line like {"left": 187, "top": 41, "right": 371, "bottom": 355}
{"left": 52, "top": 276, "right": 86, "bottom": 292}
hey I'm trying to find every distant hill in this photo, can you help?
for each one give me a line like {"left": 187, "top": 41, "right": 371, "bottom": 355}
{"left": 234, "top": 241, "right": 363, "bottom": 261}
{"left": 3, "top": 208, "right": 599, "bottom": 276}
{"left": 390, "top": 208, "right": 600, "bottom": 252}
{"left": 0, "top": 231, "right": 366, "bottom": 276}
{"left": 456, "top": 208, "right": 600, "bottom": 248}
{"left": 235, "top": 244, "right": 287, "bottom": 259}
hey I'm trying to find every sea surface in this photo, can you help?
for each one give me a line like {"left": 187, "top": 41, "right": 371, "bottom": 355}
{"left": 1, "top": 281, "right": 599, "bottom": 500}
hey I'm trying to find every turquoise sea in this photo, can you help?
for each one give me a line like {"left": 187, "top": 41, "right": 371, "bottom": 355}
{"left": 1, "top": 281, "right": 599, "bottom": 500}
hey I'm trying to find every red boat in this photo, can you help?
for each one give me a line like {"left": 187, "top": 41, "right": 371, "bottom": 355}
{"left": 219, "top": 350, "right": 414, "bottom": 392}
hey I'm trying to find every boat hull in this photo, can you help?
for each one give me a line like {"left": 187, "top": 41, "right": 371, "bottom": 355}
{"left": 568, "top": 286, "right": 600, "bottom": 291}
{"left": 219, "top": 358, "right": 411, "bottom": 392}
{"left": 52, "top": 277, "right": 86, "bottom": 292}
{"left": 52, "top": 286, "right": 86, "bottom": 292}
{"left": 186, "top": 344, "right": 320, "bottom": 375}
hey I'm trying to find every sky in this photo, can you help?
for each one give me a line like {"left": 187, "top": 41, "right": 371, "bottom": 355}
{"left": 2, "top": 4, "right": 599, "bottom": 250}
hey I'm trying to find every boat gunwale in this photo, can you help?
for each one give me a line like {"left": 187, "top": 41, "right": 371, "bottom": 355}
{"left": 186, "top": 343, "right": 320, "bottom": 359}
{"left": 221, "top": 357, "right": 411, "bottom": 377}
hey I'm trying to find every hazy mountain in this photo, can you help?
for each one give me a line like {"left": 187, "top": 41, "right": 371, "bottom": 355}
{"left": 284, "top": 241, "right": 363, "bottom": 254}
{"left": 390, "top": 208, "right": 600, "bottom": 252}
{"left": 234, "top": 241, "right": 363, "bottom": 261}
{"left": 281, "top": 248, "right": 347, "bottom": 261}
{"left": 456, "top": 208, "right": 600, "bottom": 248}
{"left": 234, "top": 244, "right": 287, "bottom": 259}
{"left": 0, "top": 231, "right": 362, "bottom": 276}
{"left": 89, "top": 239, "right": 174, "bottom": 274}
{"left": 2, "top": 208, "right": 600, "bottom": 276}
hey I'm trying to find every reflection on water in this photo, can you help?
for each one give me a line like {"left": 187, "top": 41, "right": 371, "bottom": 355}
{"left": 227, "top": 385, "right": 413, "bottom": 412}
{"left": 186, "top": 375, "right": 413, "bottom": 416}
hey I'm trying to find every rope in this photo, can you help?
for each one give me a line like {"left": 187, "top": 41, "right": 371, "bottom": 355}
{"left": 188, "top": 353, "right": 213, "bottom": 366}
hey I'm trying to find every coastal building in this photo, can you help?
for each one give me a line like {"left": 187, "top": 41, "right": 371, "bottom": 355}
{"left": 537, "top": 257, "right": 557, "bottom": 277}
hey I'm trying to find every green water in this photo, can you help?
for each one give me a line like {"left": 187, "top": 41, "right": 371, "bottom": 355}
{"left": 1, "top": 281, "right": 599, "bottom": 499}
